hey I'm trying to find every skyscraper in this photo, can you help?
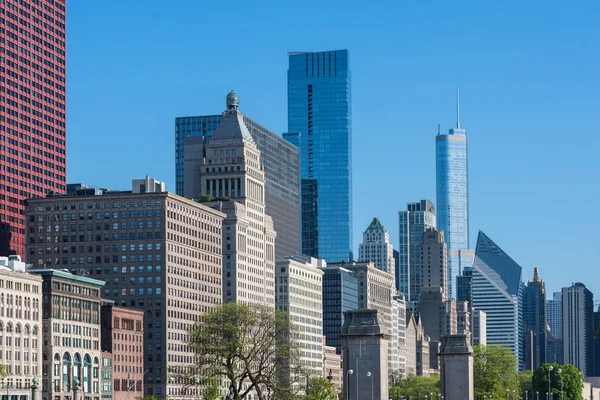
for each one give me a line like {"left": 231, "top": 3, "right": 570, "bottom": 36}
{"left": 436, "top": 89, "right": 469, "bottom": 299}
{"left": 472, "top": 231, "right": 524, "bottom": 370}
{"left": 522, "top": 268, "right": 547, "bottom": 371}
{"left": 456, "top": 266, "right": 473, "bottom": 304}
{"left": 179, "top": 92, "right": 299, "bottom": 260}
{"left": 358, "top": 218, "right": 395, "bottom": 276}
{"left": 562, "top": 283, "right": 594, "bottom": 377}
{"left": 546, "top": 292, "right": 563, "bottom": 364}
{"left": 398, "top": 200, "right": 436, "bottom": 300}
{"left": 199, "top": 91, "right": 277, "bottom": 306}
{"left": 287, "top": 50, "right": 352, "bottom": 262}
{"left": 0, "top": 0, "right": 67, "bottom": 258}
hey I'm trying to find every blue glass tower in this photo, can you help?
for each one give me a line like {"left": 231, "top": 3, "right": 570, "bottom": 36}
{"left": 287, "top": 50, "right": 353, "bottom": 262}
{"left": 436, "top": 89, "right": 470, "bottom": 299}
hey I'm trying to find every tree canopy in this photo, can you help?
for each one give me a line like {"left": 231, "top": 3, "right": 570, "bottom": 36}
{"left": 531, "top": 363, "right": 583, "bottom": 400}
{"left": 389, "top": 375, "right": 440, "bottom": 399}
{"left": 473, "top": 345, "right": 519, "bottom": 399}
{"left": 188, "top": 302, "right": 302, "bottom": 400}
{"left": 305, "top": 377, "right": 337, "bottom": 400}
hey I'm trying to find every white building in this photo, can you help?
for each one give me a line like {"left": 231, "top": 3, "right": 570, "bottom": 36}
{"left": 276, "top": 256, "right": 325, "bottom": 389}
{"left": 358, "top": 218, "right": 395, "bottom": 278}
{"left": 391, "top": 295, "right": 407, "bottom": 379}
{"left": 471, "top": 309, "right": 487, "bottom": 345}
{"left": 132, "top": 175, "right": 166, "bottom": 193}
{"left": 201, "top": 93, "right": 277, "bottom": 307}
{"left": 0, "top": 256, "right": 43, "bottom": 400}
{"left": 405, "top": 314, "right": 417, "bottom": 376}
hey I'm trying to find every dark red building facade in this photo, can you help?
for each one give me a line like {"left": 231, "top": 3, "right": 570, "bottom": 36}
{"left": 0, "top": 0, "right": 67, "bottom": 258}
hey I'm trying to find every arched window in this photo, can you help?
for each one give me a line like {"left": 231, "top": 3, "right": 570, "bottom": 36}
{"left": 83, "top": 354, "right": 92, "bottom": 393}
{"left": 25, "top": 325, "right": 30, "bottom": 335}
{"left": 6, "top": 322, "right": 12, "bottom": 333}
{"left": 0, "top": 322, "right": 3, "bottom": 332}
{"left": 62, "top": 353, "right": 72, "bottom": 392}
{"left": 33, "top": 325, "right": 39, "bottom": 336}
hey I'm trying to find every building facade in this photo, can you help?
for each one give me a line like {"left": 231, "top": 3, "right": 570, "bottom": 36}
{"left": 31, "top": 270, "right": 104, "bottom": 400}
{"left": 398, "top": 200, "right": 436, "bottom": 301}
{"left": 0, "top": 257, "right": 43, "bottom": 400}
{"left": 100, "top": 302, "right": 144, "bottom": 400}
{"left": 100, "top": 352, "right": 112, "bottom": 400}
{"left": 456, "top": 266, "right": 473, "bottom": 304}
{"left": 471, "top": 309, "right": 486, "bottom": 346}
{"left": 197, "top": 94, "right": 277, "bottom": 306}
{"left": 391, "top": 295, "right": 407, "bottom": 379}
{"left": 435, "top": 91, "right": 469, "bottom": 300}
{"left": 562, "top": 283, "right": 594, "bottom": 377}
{"left": 547, "top": 292, "right": 562, "bottom": 340}
{"left": 320, "top": 265, "right": 358, "bottom": 353}
{"left": 471, "top": 231, "right": 523, "bottom": 370}
{"left": 276, "top": 256, "right": 324, "bottom": 389}
{"left": 405, "top": 315, "right": 417, "bottom": 377}
{"left": 181, "top": 92, "right": 299, "bottom": 260}
{"left": 322, "top": 340, "right": 341, "bottom": 394}
{"left": 358, "top": 218, "right": 394, "bottom": 276}
{"left": 522, "top": 268, "right": 546, "bottom": 371}
{"left": 0, "top": 0, "right": 67, "bottom": 258}
{"left": 287, "top": 50, "right": 353, "bottom": 262}
{"left": 24, "top": 186, "right": 225, "bottom": 399}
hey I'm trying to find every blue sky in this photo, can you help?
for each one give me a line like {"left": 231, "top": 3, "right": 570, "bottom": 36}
{"left": 67, "top": 1, "right": 600, "bottom": 298}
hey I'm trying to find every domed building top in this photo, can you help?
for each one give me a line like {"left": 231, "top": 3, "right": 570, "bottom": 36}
{"left": 226, "top": 90, "right": 239, "bottom": 111}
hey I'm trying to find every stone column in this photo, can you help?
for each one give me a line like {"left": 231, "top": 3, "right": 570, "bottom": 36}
{"left": 340, "top": 309, "right": 389, "bottom": 400}
{"left": 440, "top": 334, "right": 474, "bottom": 400}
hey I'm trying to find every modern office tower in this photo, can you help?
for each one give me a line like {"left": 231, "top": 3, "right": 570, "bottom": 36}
{"left": 358, "top": 218, "right": 395, "bottom": 276}
{"left": 0, "top": 0, "right": 67, "bottom": 259}
{"left": 546, "top": 337, "right": 564, "bottom": 364}
{"left": 132, "top": 176, "right": 166, "bottom": 194}
{"left": 398, "top": 200, "right": 436, "bottom": 301}
{"left": 547, "top": 292, "right": 563, "bottom": 339}
{"left": 405, "top": 314, "right": 417, "bottom": 376}
{"left": 472, "top": 231, "right": 524, "bottom": 370}
{"left": 471, "top": 309, "right": 487, "bottom": 346}
{"left": 415, "top": 319, "right": 431, "bottom": 377}
{"left": 593, "top": 306, "right": 600, "bottom": 376}
{"left": 287, "top": 50, "right": 353, "bottom": 262}
{"left": 276, "top": 256, "right": 324, "bottom": 389}
{"left": 30, "top": 269, "right": 104, "bottom": 400}
{"left": 393, "top": 249, "right": 400, "bottom": 290}
{"left": 0, "top": 256, "right": 42, "bottom": 400}
{"left": 320, "top": 265, "right": 358, "bottom": 353}
{"left": 100, "top": 300, "right": 144, "bottom": 400}
{"left": 456, "top": 266, "right": 473, "bottom": 304}
{"left": 562, "top": 283, "right": 594, "bottom": 377}
{"left": 522, "top": 268, "right": 547, "bottom": 371}
{"left": 435, "top": 90, "right": 470, "bottom": 300}
{"left": 197, "top": 95, "right": 277, "bottom": 306}
{"left": 24, "top": 183, "right": 225, "bottom": 398}
{"left": 181, "top": 92, "right": 299, "bottom": 261}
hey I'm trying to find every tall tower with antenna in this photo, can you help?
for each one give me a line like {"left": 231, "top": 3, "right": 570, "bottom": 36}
{"left": 435, "top": 88, "right": 470, "bottom": 299}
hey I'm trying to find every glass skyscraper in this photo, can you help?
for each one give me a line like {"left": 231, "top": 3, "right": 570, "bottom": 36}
{"left": 472, "top": 231, "right": 524, "bottom": 370}
{"left": 436, "top": 89, "right": 470, "bottom": 299}
{"left": 398, "top": 200, "right": 436, "bottom": 300}
{"left": 287, "top": 50, "right": 353, "bottom": 262}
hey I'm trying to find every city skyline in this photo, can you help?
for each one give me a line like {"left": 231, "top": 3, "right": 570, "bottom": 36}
{"left": 65, "top": 1, "right": 600, "bottom": 298}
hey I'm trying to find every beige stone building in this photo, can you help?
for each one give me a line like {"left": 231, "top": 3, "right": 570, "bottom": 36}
{"left": 322, "top": 338, "right": 341, "bottom": 393}
{"left": 0, "top": 256, "right": 43, "bottom": 400}
{"left": 24, "top": 183, "right": 225, "bottom": 399}
{"left": 199, "top": 94, "right": 276, "bottom": 307}
{"left": 29, "top": 269, "right": 104, "bottom": 400}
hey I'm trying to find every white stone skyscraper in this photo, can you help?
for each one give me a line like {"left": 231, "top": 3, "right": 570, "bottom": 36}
{"left": 201, "top": 91, "right": 277, "bottom": 307}
{"left": 359, "top": 218, "right": 395, "bottom": 277}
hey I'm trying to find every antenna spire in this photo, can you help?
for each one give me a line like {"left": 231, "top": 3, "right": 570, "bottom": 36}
{"left": 456, "top": 86, "right": 461, "bottom": 129}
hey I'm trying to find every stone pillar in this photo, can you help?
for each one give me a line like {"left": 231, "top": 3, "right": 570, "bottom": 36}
{"left": 30, "top": 378, "right": 39, "bottom": 400}
{"left": 440, "top": 334, "right": 474, "bottom": 400}
{"left": 340, "top": 309, "right": 388, "bottom": 400}
{"left": 72, "top": 378, "right": 80, "bottom": 400}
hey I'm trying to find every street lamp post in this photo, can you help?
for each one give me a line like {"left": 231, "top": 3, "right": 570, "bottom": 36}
{"left": 346, "top": 369, "right": 354, "bottom": 400}
{"left": 366, "top": 372, "right": 373, "bottom": 400}
{"left": 557, "top": 368, "right": 562, "bottom": 400}
{"left": 548, "top": 365, "right": 553, "bottom": 400}
{"left": 507, "top": 388, "right": 510, "bottom": 400}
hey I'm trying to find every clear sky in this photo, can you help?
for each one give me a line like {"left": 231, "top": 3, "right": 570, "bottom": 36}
{"left": 67, "top": 1, "right": 600, "bottom": 299}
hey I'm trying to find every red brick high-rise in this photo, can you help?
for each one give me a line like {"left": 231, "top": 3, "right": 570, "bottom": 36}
{"left": 0, "top": 0, "right": 67, "bottom": 258}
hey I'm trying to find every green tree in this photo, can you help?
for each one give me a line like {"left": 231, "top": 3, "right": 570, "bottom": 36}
{"left": 197, "top": 194, "right": 212, "bottom": 202}
{"left": 473, "top": 345, "right": 519, "bottom": 399}
{"left": 389, "top": 375, "right": 440, "bottom": 399}
{"left": 518, "top": 370, "right": 533, "bottom": 394}
{"left": 188, "top": 303, "right": 302, "bottom": 400}
{"left": 0, "top": 365, "right": 7, "bottom": 378}
{"left": 532, "top": 364, "right": 583, "bottom": 400}
{"left": 202, "top": 376, "right": 221, "bottom": 400}
{"left": 135, "top": 396, "right": 158, "bottom": 400}
{"left": 305, "top": 377, "right": 337, "bottom": 400}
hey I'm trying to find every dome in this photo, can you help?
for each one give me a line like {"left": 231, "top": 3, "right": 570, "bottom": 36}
{"left": 226, "top": 90, "right": 239, "bottom": 110}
